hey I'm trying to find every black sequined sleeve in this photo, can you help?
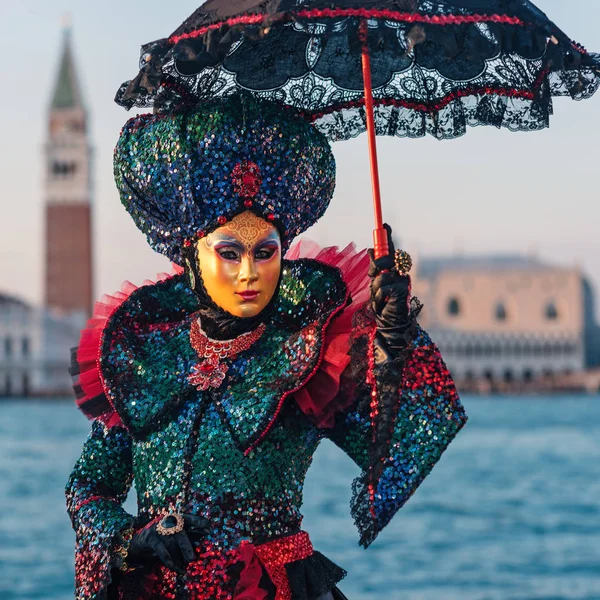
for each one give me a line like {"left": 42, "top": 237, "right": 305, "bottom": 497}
{"left": 65, "top": 420, "right": 135, "bottom": 600}
{"left": 324, "top": 307, "right": 467, "bottom": 548}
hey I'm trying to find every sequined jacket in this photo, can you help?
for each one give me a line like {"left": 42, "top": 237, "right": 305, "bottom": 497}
{"left": 66, "top": 247, "right": 467, "bottom": 600}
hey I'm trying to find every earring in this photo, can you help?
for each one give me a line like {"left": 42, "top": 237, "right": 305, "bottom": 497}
{"left": 185, "top": 258, "right": 196, "bottom": 291}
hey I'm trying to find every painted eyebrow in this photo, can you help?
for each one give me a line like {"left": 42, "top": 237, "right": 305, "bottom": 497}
{"left": 212, "top": 238, "right": 245, "bottom": 251}
{"left": 257, "top": 238, "right": 280, "bottom": 248}
{"left": 209, "top": 233, "right": 241, "bottom": 243}
{"left": 256, "top": 232, "right": 281, "bottom": 245}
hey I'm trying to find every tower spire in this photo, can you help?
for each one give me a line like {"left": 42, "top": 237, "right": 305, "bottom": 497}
{"left": 50, "top": 19, "right": 84, "bottom": 110}
{"left": 45, "top": 24, "right": 93, "bottom": 316}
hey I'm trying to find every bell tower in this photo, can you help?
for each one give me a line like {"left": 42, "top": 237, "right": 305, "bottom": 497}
{"left": 44, "top": 25, "right": 93, "bottom": 316}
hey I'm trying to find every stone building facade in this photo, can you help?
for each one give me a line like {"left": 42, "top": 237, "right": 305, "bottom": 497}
{"left": 413, "top": 255, "right": 598, "bottom": 385}
{"left": 0, "top": 294, "right": 83, "bottom": 396}
{"left": 0, "top": 295, "right": 39, "bottom": 396}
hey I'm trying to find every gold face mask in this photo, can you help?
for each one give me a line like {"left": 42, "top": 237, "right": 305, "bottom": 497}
{"left": 195, "top": 211, "right": 282, "bottom": 318}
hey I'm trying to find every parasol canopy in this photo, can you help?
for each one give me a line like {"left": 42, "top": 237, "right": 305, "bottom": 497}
{"left": 117, "top": 0, "right": 600, "bottom": 142}
{"left": 116, "top": 0, "right": 600, "bottom": 258}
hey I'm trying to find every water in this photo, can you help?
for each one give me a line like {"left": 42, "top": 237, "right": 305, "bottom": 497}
{"left": 1, "top": 396, "right": 600, "bottom": 600}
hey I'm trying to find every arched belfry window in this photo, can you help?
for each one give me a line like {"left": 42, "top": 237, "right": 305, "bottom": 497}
{"left": 52, "top": 161, "right": 77, "bottom": 177}
{"left": 447, "top": 297, "right": 461, "bottom": 317}
{"left": 495, "top": 302, "right": 508, "bottom": 322}
{"left": 545, "top": 301, "right": 559, "bottom": 321}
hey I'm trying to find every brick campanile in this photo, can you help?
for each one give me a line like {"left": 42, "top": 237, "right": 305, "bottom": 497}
{"left": 45, "top": 27, "right": 93, "bottom": 316}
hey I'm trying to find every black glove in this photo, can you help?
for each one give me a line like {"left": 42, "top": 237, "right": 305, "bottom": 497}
{"left": 368, "top": 224, "right": 412, "bottom": 367}
{"left": 127, "top": 513, "right": 209, "bottom": 574}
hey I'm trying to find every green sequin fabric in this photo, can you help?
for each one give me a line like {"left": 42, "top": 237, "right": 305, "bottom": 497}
{"left": 113, "top": 95, "right": 336, "bottom": 264}
{"left": 99, "top": 260, "right": 348, "bottom": 448}
{"left": 66, "top": 258, "right": 467, "bottom": 600}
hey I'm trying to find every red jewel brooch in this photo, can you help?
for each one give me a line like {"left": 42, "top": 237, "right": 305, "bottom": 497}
{"left": 188, "top": 317, "right": 266, "bottom": 391}
{"left": 232, "top": 160, "right": 262, "bottom": 199}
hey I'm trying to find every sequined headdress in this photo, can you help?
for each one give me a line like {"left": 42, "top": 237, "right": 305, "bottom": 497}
{"left": 113, "top": 95, "right": 336, "bottom": 264}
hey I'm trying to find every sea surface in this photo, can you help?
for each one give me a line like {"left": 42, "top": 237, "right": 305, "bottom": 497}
{"left": 1, "top": 396, "right": 600, "bottom": 600}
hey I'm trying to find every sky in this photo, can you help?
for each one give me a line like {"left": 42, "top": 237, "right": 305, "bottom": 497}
{"left": 0, "top": 1, "right": 599, "bottom": 311}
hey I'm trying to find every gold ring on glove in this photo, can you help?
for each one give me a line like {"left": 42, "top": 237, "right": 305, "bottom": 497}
{"left": 394, "top": 249, "right": 412, "bottom": 275}
{"left": 157, "top": 513, "right": 185, "bottom": 536}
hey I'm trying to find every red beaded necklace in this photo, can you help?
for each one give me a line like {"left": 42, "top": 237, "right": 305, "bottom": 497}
{"left": 188, "top": 317, "right": 266, "bottom": 391}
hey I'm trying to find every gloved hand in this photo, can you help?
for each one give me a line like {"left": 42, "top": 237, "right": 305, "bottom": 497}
{"left": 126, "top": 513, "right": 209, "bottom": 574}
{"left": 368, "top": 224, "right": 412, "bottom": 367}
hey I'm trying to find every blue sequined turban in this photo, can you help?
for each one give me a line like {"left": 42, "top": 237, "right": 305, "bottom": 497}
{"left": 113, "top": 95, "right": 336, "bottom": 264}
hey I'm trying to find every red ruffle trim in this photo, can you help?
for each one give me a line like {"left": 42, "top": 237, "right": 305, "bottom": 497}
{"left": 286, "top": 242, "right": 371, "bottom": 429}
{"left": 75, "top": 244, "right": 369, "bottom": 431}
{"left": 74, "top": 266, "right": 184, "bottom": 428}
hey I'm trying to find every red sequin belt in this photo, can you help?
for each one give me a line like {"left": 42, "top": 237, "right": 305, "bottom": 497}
{"left": 237, "top": 530, "right": 314, "bottom": 600}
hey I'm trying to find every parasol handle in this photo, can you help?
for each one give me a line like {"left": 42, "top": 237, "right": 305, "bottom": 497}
{"left": 360, "top": 20, "right": 388, "bottom": 260}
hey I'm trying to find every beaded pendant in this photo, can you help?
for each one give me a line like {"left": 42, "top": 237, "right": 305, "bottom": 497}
{"left": 188, "top": 317, "right": 266, "bottom": 391}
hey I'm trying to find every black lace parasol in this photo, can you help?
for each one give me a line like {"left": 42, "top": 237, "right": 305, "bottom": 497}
{"left": 116, "top": 0, "right": 600, "bottom": 256}
{"left": 117, "top": 0, "right": 599, "bottom": 140}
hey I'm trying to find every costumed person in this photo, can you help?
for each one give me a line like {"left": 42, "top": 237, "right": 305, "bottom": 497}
{"left": 66, "top": 95, "right": 467, "bottom": 600}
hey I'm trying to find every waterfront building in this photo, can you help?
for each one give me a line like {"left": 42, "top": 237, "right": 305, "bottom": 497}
{"left": 0, "top": 294, "right": 37, "bottom": 396}
{"left": 413, "top": 255, "right": 600, "bottom": 385}
{"left": 0, "top": 294, "right": 82, "bottom": 396}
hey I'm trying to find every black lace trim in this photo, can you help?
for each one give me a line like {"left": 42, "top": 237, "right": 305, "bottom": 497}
{"left": 285, "top": 551, "right": 347, "bottom": 600}
{"left": 349, "top": 298, "right": 421, "bottom": 548}
{"left": 115, "top": 1, "right": 600, "bottom": 141}
{"left": 337, "top": 305, "right": 374, "bottom": 417}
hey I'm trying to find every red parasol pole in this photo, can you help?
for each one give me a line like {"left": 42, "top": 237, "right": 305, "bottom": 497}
{"left": 360, "top": 20, "right": 389, "bottom": 260}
